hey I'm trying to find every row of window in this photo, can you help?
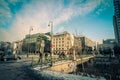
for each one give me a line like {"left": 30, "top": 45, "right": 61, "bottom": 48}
{"left": 53, "top": 36, "right": 71, "bottom": 41}
{"left": 53, "top": 38, "right": 64, "bottom": 41}
{"left": 53, "top": 41, "right": 65, "bottom": 44}
{"left": 53, "top": 47, "right": 69, "bottom": 50}
{"left": 53, "top": 44, "right": 70, "bottom": 47}
{"left": 53, "top": 41, "right": 70, "bottom": 44}
{"left": 52, "top": 42, "right": 70, "bottom": 47}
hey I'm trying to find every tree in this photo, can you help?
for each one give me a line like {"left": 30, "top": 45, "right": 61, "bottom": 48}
{"left": 36, "top": 34, "right": 50, "bottom": 53}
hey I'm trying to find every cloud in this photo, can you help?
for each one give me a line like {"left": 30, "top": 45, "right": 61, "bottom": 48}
{"left": 96, "top": 8, "right": 104, "bottom": 15}
{"left": 0, "top": 0, "right": 30, "bottom": 28}
{"left": 0, "top": 0, "right": 109, "bottom": 42}
{"left": 95, "top": 0, "right": 113, "bottom": 15}
{"left": 0, "top": 0, "right": 12, "bottom": 28}
{"left": 0, "top": 28, "right": 13, "bottom": 41}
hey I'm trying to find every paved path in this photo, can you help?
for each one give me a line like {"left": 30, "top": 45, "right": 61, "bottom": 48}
{"left": 0, "top": 54, "right": 95, "bottom": 80}
{"left": 0, "top": 60, "right": 36, "bottom": 80}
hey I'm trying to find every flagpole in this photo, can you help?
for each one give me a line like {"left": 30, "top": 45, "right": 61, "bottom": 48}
{"left": 48, "top": 21, "right": 53, "bottom": 66}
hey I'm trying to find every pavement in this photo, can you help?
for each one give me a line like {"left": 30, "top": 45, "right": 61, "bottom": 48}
{"left": 0, "top": 54, "right": 95, "bottom": 80}
{"left": 0, "top": 59, "right": 37, "bottom": 80}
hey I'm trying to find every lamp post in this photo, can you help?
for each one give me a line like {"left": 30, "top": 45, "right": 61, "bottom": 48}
{"left": 79, "top": 38, "right": 85, "bottom": 74}
{"left": 48, "top": 21, "right": 53, "bottom": 66}
{"left": 27, "top": 26, "right": 33, "bottom": 58}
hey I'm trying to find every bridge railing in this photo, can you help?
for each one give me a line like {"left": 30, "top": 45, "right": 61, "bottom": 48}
{"left": 30, "top": 54, "right": 94, "bottom": 67}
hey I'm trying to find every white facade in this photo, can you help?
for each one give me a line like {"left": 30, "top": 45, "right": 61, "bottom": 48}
{"left": 52, "top": 32, "right": 74, "bottom": 54}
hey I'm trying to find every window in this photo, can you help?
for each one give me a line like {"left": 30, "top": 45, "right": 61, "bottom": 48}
{"left": 67, "top": 42, "right": 69, "bottom": 44}
{"left": 53, "top": 45, "right": 55, "bottom": 47}
{"left": 67, "top": 37, "right": 70, "bottom": 40}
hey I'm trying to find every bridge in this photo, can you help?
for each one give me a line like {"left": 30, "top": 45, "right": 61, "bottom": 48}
{"left": 22, "top": 54, "right": 94, "bottom": 73}
{"left": 48, "top": 55, "right": 94, "bottom": 73}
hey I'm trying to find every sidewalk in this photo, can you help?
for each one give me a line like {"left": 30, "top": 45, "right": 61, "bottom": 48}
{"left": 29, "top": 66, "right": 106, "bottom": 80}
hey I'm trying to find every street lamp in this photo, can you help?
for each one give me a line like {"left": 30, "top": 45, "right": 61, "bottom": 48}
{"left": 48, "top": 21, "right": 53, "bottom": 66}
{"left": 27, "top": 26, "right": 33, "bottom": 58}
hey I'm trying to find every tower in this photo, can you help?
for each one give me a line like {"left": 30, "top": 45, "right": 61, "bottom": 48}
{"left": 113, "top": 0, "right": 120, "bottom": 46}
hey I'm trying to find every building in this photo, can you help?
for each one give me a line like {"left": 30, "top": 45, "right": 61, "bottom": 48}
{"left": 80, "top": 37, "right": 95, "bottom": 54}
{"left": 73, "top": 36, "right": 82, "bottom": 52}
{"left": 97, "top": 39, "right": 116, "bottom": 55}
{"left": 52, "top": 31, "right": 74, "bottom": 54}
{"left": 13, "top": 40, "right": 23, "bottom": 54}
{"left": 113, "top": 0, "right": 120, "bottom": 46}
{"left": 103, "top": 39, "right": 116, "bottom": 44}
{"left": 24, "top": 32, "right": 50, "bottom": 43}
{"left": 52, "top": 31, "right": 82, "bottom": 55}
{"left": 98, "top": 39, "right": 115, "bottom": 50}
{"left": 22, "top": 32, "right": 51, "bottom": 53}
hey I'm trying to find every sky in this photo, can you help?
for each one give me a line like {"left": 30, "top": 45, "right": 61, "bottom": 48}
{"left": 0, "top": 0, "right": 114, "bottom": 43}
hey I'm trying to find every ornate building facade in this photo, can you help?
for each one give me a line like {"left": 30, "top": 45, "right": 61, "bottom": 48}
{"left": 52, "top": 31, "right": 82, "bottom": 55}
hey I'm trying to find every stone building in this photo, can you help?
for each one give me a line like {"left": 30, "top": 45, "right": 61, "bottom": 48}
{"left": 52, "top": 31, "right": 82, "bottom": 55}
{"left": 80, "top": 37, "right": 95, "bottom": 54}
{"left": 22, "top": 32, "right": 50, "bottom": 53}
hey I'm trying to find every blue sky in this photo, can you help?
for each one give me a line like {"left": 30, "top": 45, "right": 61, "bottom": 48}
{"left": 0, "top": 0, "right": 114, "bottom": 43}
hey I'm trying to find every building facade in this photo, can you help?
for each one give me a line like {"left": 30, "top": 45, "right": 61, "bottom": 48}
{"left": 22, "top": 32, "right": 50, "bottom": 53}
{"left": 80, "top": 37, "right": 95, "bottom": 53}
{"left": 98, "top": 39, "right": 115, "bottom": 49}
{"left": 13, "top": 40, "right": 23, "bottom": 54}
{"left": 97, "top": 39, "right": 115, "bottom": 55}
{"left": 52, "top": 31, "right": 82, "bottom": 55}
{"left": 113, "top": 0, "right": 120, "bottom": 46}
{"left": 52, "top": 31, "right": 74, "bottom": 54}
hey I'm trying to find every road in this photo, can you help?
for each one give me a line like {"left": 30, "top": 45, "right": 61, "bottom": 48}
{"left": 0, "top": 54, "right": 95, "bottom": 80}
{"left": 0, "top": 60, "right": 36, "bottom": 80}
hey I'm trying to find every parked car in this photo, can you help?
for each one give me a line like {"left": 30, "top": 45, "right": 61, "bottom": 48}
{"left": 0, "top": 53, "right": 17, "bottom": 61}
